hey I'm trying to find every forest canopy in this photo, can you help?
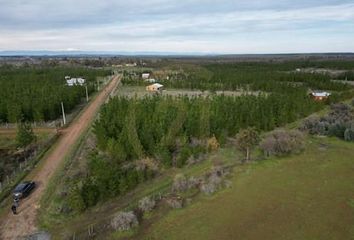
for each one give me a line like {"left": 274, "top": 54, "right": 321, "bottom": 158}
{"left": 0, "top": 66, "right": 110, "bottom": 123}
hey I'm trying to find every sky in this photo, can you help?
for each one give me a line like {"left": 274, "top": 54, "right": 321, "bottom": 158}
{"left": 0, "top": 0, "right": 353, "bottom": 54}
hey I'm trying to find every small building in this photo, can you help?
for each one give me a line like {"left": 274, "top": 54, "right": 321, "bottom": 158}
{"left": 66, "top": 77, "right": 86, "bottom": 86}
{"left": 146, "top": 83, "right": 164, "bottom": 92}
{"left": 142, "top": 73, "right": 150, "bottom": 79}
{"left": 310, "top": 91, "right": 331, "bottom": 101}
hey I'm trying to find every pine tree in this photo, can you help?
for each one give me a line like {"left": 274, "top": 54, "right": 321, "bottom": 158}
{"left": 16, "top": 121, "right": 36, "bottom": 148}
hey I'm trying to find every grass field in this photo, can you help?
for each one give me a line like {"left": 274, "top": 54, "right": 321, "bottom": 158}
{"left": 131, "top": 137, "right": 354, "bottom": 240}
{"left": 116, "top": 86, "right": 262, "bottom": 98}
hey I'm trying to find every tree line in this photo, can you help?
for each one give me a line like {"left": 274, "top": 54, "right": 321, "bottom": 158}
{"left": 0, "top": 66, "right": 110, "bottom": 123}
{"left": 94, "top": 91, "right": 323, "bottom": 165}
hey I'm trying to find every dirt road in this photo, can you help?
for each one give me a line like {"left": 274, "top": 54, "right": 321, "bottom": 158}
{"left": 0, "top": 75, "right": 121, "bottom": 239}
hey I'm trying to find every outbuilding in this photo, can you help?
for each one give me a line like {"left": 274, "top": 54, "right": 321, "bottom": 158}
{"left": 142, "top": 73, "right": 150, "bottom": 79}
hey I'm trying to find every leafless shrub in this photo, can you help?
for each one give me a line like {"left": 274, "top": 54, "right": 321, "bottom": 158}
{"left": 200, "top": 181, "right": 218, "bottom": 195}
{"left": 190, "top": 138, "right": 206, "bottom": 147}
{"left": 138, "top": 197, "right": 156, "bottom": 212}
{"left": 187, "top": 176, "right": 201, "bottom": 189}
{"left": 135, "top": 158, "right": 159, "bottom": 172}
{"left": 111, "top": 211, "right": 138, "bottom": 231}
{"left": 187, "top": 154, "right": 206, "bottom": 166}
{"left": 166, "top": 196, "right": 184, "bottom": 209}
{"left": 260, "top": 129, "right": 305, "bottom": 157}
{"left": 172, "top": 174, "right": 188, "bottom": 192}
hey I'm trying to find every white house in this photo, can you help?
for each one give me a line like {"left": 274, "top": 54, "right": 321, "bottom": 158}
{"left": 66, "top": 77, "right": 86, "bottom": 86}
{"left": 310, "top": 91, "right": 331, "bottom": 101}
{"left": 142, "top": 73, "right": 150, "bottom": 79}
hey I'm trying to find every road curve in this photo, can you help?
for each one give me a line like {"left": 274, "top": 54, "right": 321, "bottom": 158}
{"left": 0, "top": 75, "right": 121, "bottom": 239}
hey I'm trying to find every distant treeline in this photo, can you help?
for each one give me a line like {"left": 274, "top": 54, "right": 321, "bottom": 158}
{"left": 0, "top": 66, "right": 110, "bottom": 122}
{"left": 123, "top": 62, "right": 350, "bottom": 92}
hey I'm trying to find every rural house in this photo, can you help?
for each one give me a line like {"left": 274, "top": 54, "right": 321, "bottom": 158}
{"left": 66, "top": 76, "right": 86, "bottom": 86}
{"left": 146, "top": 83, "right": 164, "bottom": 92}
{"left": 310, "top": 91, "right": 331, "bottom": 101}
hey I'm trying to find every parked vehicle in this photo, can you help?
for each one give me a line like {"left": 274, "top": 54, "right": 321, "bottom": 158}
{"left": 13, "top": 181, "right": 36, "bottom": 200}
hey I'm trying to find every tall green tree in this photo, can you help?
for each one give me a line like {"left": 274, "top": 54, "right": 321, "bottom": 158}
{"left": 16, "top": 121, "right": 36, "bottom": 148}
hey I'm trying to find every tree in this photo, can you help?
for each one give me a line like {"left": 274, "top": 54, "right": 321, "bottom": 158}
{"left": 16, "top": 121, "right": 36, "bottom": 148}
{"left": 235, "top": 127, "right": 259, "bottom": 162}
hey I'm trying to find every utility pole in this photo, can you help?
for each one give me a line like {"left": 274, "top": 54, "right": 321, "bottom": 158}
{"left": 61, "top": 102, "right": 66, "bottom": 125}
{"left": 85, "top": 85, "right": 89, "bottom": 102}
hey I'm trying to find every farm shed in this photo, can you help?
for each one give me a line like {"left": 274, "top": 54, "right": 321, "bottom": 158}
{"left": 146, "top": 83, "right": 164, "bottom": 92}
{"left": 310, "top": 91, "right": 331, "bottom": 101}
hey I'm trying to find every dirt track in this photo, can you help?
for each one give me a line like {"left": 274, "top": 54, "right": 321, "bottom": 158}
{"left": 0, "top": 75, "right": 120, "bottom": 239}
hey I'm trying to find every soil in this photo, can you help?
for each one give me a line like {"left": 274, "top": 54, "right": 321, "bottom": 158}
{"left": 0, "top": 75, "right": 120, "bottom": 239}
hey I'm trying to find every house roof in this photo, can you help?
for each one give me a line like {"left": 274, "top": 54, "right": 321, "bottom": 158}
{"left": 311, "top": 92, "right": 331, "bottom": 97}
{"left": 150, "top": 83, "right": 163, "bottom": 88}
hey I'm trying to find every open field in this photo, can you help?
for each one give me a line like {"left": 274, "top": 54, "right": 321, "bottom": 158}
{"left": 115, "top": 86, "right": 263, "bottom": 98}
{"left": 136, "top": 137, "right": 354, "bottom": 240}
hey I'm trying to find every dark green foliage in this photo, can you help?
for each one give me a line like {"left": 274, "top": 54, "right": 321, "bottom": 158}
{"left": 94, "top": 90, "right": 323, "bottom": 166}
{"left": 0, "top": 66, "right": 110, "bottom": 122}
{"left": 69, "top": 153, "right": 154, "bottom": 211}
{"left": 123, "top": 62, "right": 351, "bottom": 93}
{"left": 16, "top": 121, "right": 36, "bottom": 148}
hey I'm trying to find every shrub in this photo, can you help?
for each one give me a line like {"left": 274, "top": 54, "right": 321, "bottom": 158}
{"left": 166, "top": 196, "right": 184, "bottom": 209}
{"left": 328, "top": 123, "right": 347, "bottom": 138}
{"left": 138, "top": 196, "right": 156, "bottom": 212}
{"left": 176, "top": 146, "right": 192, "bottom": 168}
{"left": 344, "top": 126, "right": 354, "bottom": 141}
{"left": 207, "top": 135, "right": 220, "bottom": 152}
{"left": 111, "top": 212, "right": 138, "bottom": 231}
{"left": 200, "top": 182, "right": 218, "bottom": 195}
{"left": 260, "top": 129, "right": 305, "bottom": 157}
{"left": 172, "top": 174, "right": 188, "bottom": 192}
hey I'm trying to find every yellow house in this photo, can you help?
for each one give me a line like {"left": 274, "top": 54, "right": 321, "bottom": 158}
{"left": 146, "top": 83, "right": 164, "bottom": 92}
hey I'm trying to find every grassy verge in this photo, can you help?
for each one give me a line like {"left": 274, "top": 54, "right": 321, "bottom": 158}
{"left": 137, "top": 137, "right": 354, "bottom": 240}
{"left": 38, "top": 147, "right": 241, "bottom": 239}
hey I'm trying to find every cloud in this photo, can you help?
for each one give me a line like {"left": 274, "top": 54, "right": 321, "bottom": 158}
{"left": 0, "top": 0, "right": 353, "bottom": 53}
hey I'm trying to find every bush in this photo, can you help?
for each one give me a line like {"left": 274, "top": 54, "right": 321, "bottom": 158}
{"left": 200, "top": 182, "right": 218, "bottom": 195}
{"left": 328, "top": 123, "right": 347, "bottom": 138}
{"left": 176, "top": 146, "right": 192, "bottom": 168}
{"left": 138, "top": 197, "right": 156, "bottom": 212}
{"left": 207, "top": 135, "right": 220, "bottom": 152}
{"left": 166, "top": 196, "right": 184, "bottom": 209}
{"left": 260, "top": 129, "right": 305, "bottom": 157}
{"left": 111, "top": 211, "right": 139, "bottom": 231}
{"left": 172, "top": 174, "right": 188, "bottom": 192}
{"left": 344, "top": 126, "right": 354, "bottom": 141}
